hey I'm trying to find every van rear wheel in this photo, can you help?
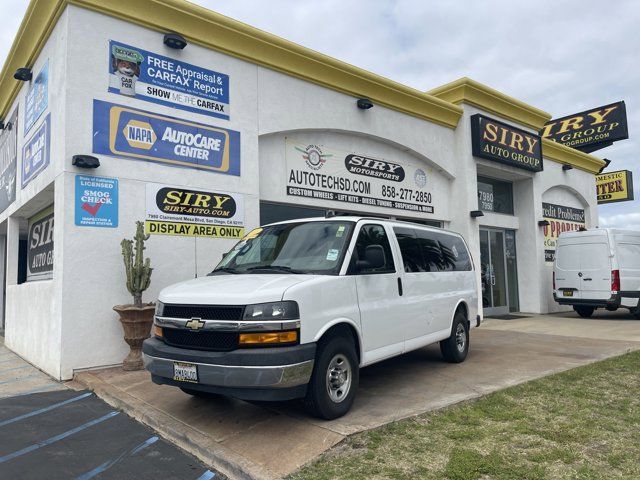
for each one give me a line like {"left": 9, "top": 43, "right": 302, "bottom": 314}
{"left": 305, "top": 334, "right": 359, "bottom": 420}
{"left": 440, "top": 310, "right": 469, "bottom": 363}
{"left": 574, "top": 306, "right": 595, "bottom": 318}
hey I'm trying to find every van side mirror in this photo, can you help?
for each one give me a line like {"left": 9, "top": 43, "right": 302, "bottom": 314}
{"left": 356, "top": 245, "right": 386, "bottom": 271}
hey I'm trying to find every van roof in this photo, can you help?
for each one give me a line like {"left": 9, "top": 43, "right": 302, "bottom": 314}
{"left": 559, "top": 228, "right": 640, "bottom": 239}
{"left": 263, "top": 216, "right": 462, "bottom": 237}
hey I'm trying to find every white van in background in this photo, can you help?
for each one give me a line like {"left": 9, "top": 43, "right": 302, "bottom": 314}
{"left": 553, "top": 228, "right": 640, "bottom": 318}
{"left": 143, "top": 216, "right": 480, "bottom": 419}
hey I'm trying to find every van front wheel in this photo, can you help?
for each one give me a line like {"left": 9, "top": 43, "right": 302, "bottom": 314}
{"left": 305, "top": 335, "right": 359, "bottom": 420}
{"left": 574, "top": 306, "right": 595, "bottom": 318}
{"left": 440, "top": 311, "right": 469, "bottom": 363}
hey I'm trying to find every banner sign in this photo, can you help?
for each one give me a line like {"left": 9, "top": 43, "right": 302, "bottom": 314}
{"left": 542, "top": 202, "right": 586, "bottom": 263}
{"left": 75, "top": 175, "right": 119, "bottom": 227}
{"left": 596, "top": 170, "right": 634, "bottom": 204}
{"left": 22, "top": 114, "right": 51, "bottom": 187}
{"left": 285, "top": 140, "right": 435, "bottom": 214}
{"left": 471, "top": 114, "right": 543, "bottom": 172}
{"left": 145, "top": 183, "right": 244, "bottom": 238}
{"left": 0, "top": 108, "right": 18, "bottom": 214}
{"left": 541, "top": 101, "right": 628, "bottom": 153}
{"left": 27, "top": 205, "right": 54, "bottom": 281}
{"left": 92, "top": 100, "right": 240, "bottom": 175}
{"left": 24, "top": 61, "right": 49, "bottom": 135}
{"left": 108, "top": 40, "right": 230, "bottom": 120}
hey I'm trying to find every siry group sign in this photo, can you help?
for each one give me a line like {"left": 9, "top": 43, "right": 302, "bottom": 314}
{"left": 470, "top": 114, "right": 543, "bottom": 172}
{"left": 541, "top": 101, "right": 628, "bottom": 153}
{"left": 595, "top": 170, "right": 634, "bottom": 204}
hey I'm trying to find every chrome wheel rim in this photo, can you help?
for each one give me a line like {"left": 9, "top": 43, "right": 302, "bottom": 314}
{"left": 326, "top": 354, "right": 351, "bottom": 403}
{"left": 455, "top": 323, "right": 467, "bottom": 352}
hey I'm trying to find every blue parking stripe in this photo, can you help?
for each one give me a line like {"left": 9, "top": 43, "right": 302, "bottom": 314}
{"left": 0, "top": 374, "right": 41, "bottom": 385}
{"left": 196, "top": 471, "right": 216, "bottom": 480}
{"left": 0, "top": 392, "right": 92, "bottom": 427}
{"left": 75, "top": 435, "right": 159, "bottom": 479}
{"left": 0, "top": 411, "right": 119, "bottom": 464}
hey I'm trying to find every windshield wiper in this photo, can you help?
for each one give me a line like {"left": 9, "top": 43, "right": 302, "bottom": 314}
{"left": 209, "top": 267, "right": 239, "bottom": 275}
{"left": 246, "top": 265, "right": 308, "bottom": 274}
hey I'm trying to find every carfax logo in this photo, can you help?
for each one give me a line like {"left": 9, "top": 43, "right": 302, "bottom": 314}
{"left": 414, "top": 168, "right": 427, "bottom": 188}
{"left": 92, "top": 100, "right": 241, "bottom": 176}
{"left": 296, "top": 144, "right": 331, "bottom": 170}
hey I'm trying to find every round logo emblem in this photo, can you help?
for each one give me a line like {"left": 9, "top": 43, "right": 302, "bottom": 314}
{"left": 414, "top": 169, "right": 427, "bottom": 188}
{"left": 295, "top": 144, "right": 331, "bottom": 171}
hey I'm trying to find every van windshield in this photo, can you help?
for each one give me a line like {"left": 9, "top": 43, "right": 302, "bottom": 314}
{"left": 211, "top": 221, "right": 355, "bottom": 275}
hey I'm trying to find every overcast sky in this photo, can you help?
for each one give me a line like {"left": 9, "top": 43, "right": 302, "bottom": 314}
{"left": 1, "top": 0, "right": 637, "bottom": 228}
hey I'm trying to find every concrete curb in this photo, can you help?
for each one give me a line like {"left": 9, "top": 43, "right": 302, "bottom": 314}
{"left": 74, "top": 371, "right": 279, "bottom": 480}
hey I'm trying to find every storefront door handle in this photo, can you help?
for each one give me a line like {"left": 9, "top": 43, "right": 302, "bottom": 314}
{"left": 491, "top": 275, "right": 496, "bottom": 286}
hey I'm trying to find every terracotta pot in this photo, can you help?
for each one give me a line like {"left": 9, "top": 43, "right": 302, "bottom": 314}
{"left": 113, "top": 304, "right": 156, "bottom": 371}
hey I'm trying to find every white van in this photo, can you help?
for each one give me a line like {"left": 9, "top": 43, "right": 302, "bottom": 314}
{"left": 553, "top": 228, "right": 640, "bottom": 318}
{"left": 143, "top": 216, "right": 480, "bottom": 419}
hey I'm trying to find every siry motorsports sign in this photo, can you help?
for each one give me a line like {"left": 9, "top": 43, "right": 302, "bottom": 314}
{"left": 595, "top": 170, "right": 634, "bottom": 204}
{"left": 470, "top": 114, "right": 543, "bottom": 172}
{"left": 540, "top": 101, "right": 628, "bottom": 153}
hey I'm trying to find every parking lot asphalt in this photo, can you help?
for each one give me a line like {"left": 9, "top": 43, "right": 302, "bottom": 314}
{"left": 74, "top": 310, "right": 640, "bottom": 479}
{"left": 0, "top": 338, "right": 222, "bottom": 480}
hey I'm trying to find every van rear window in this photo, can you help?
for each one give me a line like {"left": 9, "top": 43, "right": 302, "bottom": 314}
{"left": 393, "top": 227, "right": 471, "bottom": 272}
{"left": 618, "top": 243, "right": 640, "bottom": 269}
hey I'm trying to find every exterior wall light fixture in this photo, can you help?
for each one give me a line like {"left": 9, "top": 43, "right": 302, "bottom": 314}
{"left": 357, "top": 98, "right": 374, "bottom": 109}
{"left": 72, "top": 155, "right": 101, "bottom": 169}
{"left": 599, "top": 159, "right": 611, "bottom": 174}
{"left": 538, "top": 220, "right": 550, "bottom": 227}
{"left": 164, "top": 33, "right": 188, "bottom": 49}
{"left": 562, "top": 164, "right": 573, "bottom": 171}
{"left": 470, "top": 210, "right": 484, "bottom": 218}
{"left": 13, "top": 67, "right": 32, "bottom": 81}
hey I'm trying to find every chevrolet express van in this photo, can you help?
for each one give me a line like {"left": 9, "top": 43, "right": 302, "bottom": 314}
{"left": 143, "top": 217, "right": 480, "bottom": 419}
{"left": 553, "top": 228, "right": 640, "bottom": 318}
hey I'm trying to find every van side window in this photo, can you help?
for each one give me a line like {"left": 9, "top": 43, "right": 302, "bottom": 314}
{"left": 415, "top": 229, "right": 472, "bottom": 272}
{"left": 352, "top": 224, "right": 395, "bottom": 274}
{"left": 393, "top": 227, "right": 425, "bottom": 272}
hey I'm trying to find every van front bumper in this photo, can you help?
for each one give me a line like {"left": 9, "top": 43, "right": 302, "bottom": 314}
{"left": 142, "top": 337, "right": 316, "bottom": 401}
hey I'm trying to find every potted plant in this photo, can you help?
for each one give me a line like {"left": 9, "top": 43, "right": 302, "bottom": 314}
{"left": 113, "top": 221, "right": 155, "bottom": 371}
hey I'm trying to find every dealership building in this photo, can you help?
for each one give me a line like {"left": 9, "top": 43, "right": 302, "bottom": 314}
{"left": 0, "top": 0, "right": 606, "bottom": 380}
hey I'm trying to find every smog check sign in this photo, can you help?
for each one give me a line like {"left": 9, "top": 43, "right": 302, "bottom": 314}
{"left": 75, "top": 175, "right": 118, "bottom": 228}
{"left": 92, "top": 100, "right": 240, "bottom": 175}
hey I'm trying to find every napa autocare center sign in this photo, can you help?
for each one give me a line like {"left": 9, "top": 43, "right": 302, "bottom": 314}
{"left": 22, "top": 114, "right": 50, "bottom": 187}
{"left": 0, "top": 108, "right": 18, "bottom": 214}
{"left": 75, "top": 175, "right": 118, "bottom": 227}
{"left": 145, "top": 183, "right": 245, "bottom": 239}
{"left": 285, "top": 140, "right": 435, "bottom": 214}
{"left": 542, "top": 202, "right": 586, "bottom": 263}
{"left": 108, "top": 40, "right": 230, "bottom": 120}
{"left": 595, "top": 170, "right": 634, "bottom": 204}
{"left": 92, "top": 100, "right": 240, "bottom": 175}
{"left": 27, "top": 206, "right": 54, "bottom": 281}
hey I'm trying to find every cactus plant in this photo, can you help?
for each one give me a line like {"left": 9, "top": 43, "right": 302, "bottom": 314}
{"left": 121, "top": 221, "right": 153, "bottom": 308}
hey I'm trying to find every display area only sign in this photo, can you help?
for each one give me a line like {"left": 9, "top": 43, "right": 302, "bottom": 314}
{"left": 470, "top": 114, "right": 543, "bottom": 172}
{"left": 109, "top": 40, "right": 230, "bottom": 120}
{"left": 0, "top": 108, "right": 17, "bottom": 214}
{"left": 285, "top": 140, "right": 435, "bottom": 215}
{"left": 92, "top": 100, "right": 240, "bottom": 175}
{"left": 75, "top": 175, "right": 119, "bottom": 227}
{"left": 542, "top": 202, "right": 586, "bottom": 264}
{"left": 595, "top": 170, "right": 634, "bottom": 204}
{"left": 145, "top": 183, "right": 244, "bottom": 239}
{"left": 27, "top": 205, "right": 54, "bottom": 281}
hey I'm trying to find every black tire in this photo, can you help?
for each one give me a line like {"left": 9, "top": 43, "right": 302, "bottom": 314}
{"left": 440, "top": 310, "right": 469, "bottom": 363}
{"left": 632, "top": 309, "right": 640, "bottom": 320}
{"left": 574, "top": 306, "right": 595, "bottom": 318}
{"left": 305, "top": 333, "right": 359, "bottom": 420}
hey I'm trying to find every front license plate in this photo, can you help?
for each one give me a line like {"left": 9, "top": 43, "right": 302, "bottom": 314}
{"left": 563, "top": 290, "right": 574, "bottom": 297}
{"left": 173, "top": 362, "right": 198, "bottom": 383}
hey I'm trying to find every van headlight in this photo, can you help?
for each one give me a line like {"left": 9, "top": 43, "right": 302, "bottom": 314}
{"left": 243, "top": 301, "right": 299, "bottom": 320}
{"left": 155, "top": 301, "right": 165, "bottom": 317}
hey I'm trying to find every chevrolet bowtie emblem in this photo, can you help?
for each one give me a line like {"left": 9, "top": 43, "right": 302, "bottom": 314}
{"left": 185, "top": 317, "right": 205, "bottom": 331}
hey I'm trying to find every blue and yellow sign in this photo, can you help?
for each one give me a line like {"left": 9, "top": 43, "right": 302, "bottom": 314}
{"left": 92, "top": 100, "right": 240, "bottom": 175}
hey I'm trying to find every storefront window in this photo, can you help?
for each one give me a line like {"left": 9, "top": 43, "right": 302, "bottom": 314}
{"left": 477, "top": 177, "right": 514, "bottom": 214}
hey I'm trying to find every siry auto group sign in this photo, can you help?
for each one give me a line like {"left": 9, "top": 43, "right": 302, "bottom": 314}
{"left": 471, "top": 114, "right": 543, "bottom": 172}
{"left": 540, "top": 101, "right": 628, "bottom": 153}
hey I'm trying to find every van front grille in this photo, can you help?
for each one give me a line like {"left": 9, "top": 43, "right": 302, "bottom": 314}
{"left": 162, "top": 329, "right": 239, "bottom": 351}
{"left": 162, "top": 304, "right": 245, "bottom": 321}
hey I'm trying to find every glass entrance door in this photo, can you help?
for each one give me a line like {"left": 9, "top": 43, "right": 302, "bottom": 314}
{"left": 479, "top": 229, "right": 510, "bottom": 316}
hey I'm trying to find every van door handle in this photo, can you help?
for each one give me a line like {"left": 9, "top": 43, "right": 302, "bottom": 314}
{"left": 583, "top": 278, "right": 592, "bottom": 281}
{"left": 397, "top": 277, "right": 403, "bottom": 296}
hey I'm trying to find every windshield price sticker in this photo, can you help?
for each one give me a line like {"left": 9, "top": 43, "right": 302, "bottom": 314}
{"left": 285, "top": 141, "right": 435, "bottom": 215}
